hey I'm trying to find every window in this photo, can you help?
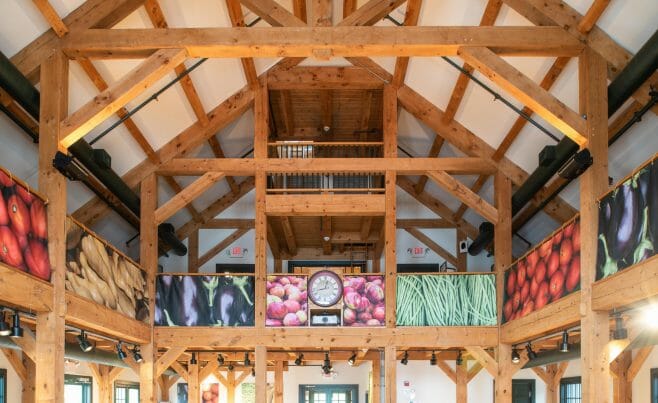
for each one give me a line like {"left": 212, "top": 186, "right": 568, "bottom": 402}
{"left": 299, "top": 385, "right": 358, "bottom": 403}
{"left": 512, "top": 379, "right": 535, "bottom": 403}
{"left": 64, "top": 375, "right": 92, "bottom": 403}
{"left": 0, "top": 368, "right": 6, "bottom": 403}
{"left": 651, "top": 368, "right": 658, "bottom": 403}
{"left": 560, "top": 376, "right": 582, "bottom": 403}
{"left": 115, "top": 381, "right": 139, "bottom": 403}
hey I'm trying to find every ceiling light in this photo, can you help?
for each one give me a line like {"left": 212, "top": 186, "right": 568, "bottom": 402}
{"left": 132, "top": 346, "right": 143, "bottom": 363}
{"left": 294, "top": 353, "right": 304, "bottom": 366}
{"left": 511, "top": 349, "right": 520, "bottom": 364}
{"left": 612, "top": 315, "right": 628, "bottom": 340}
{"left": 559, "top": 331, "right": 570, "bottom": 353}
{"left": 252, "top": 367, "right": 256, "bottom": 377}
{"left": 217, "top": 354, "right": 225, "bottom": 366}
{"left": 429, "top": 351, "right": 437, "bottom": 366}
{"left": 116, "top": 342, "right": 127, "bottom": 360}
{"left": 227, "top": 363, "right": 234, "bottom": 371}
{"left": 323, "top": 235, "right": 331, "bottom": 242}
{"left": 190, "top": 353, "right": 197, "bottom": 365}
{"left": 322, "top": 352, "right": 332, "bottom": 374}
{"left": 244, "top": 352, "right": 251, "bottom": 366}
{"left": 640, "top": 304, "right": 658, "bottom": 329}
{"left": 348, "top": 353, "right": 357, "bottom": 366}
{"left": 0, "top": 311, "right": 12, "bottom": 337}
{"left": 76, "top": 330, "right": 93, "bottom": 353}
{"left": 400, "top": 351, "right": 409, "bottom": 365}
{"left": 10, "top": 311, "right": 23, "bottom": 338}
{"left": 525, "top": 343, "right": 537, "bottom": 360}
{"left": 456, "top": 350, "right": 463, "bottom": 366}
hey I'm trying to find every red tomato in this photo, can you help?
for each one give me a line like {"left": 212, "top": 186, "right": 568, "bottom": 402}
{"left": 24, "top": 239, "right": 51, "bottom": 281}
{"left": 535, "top": 281, "right": 550, "bottom": 310}
{"left": 7, "top": 194, "right": 30, "bottom": 237}
{"left": 0, "top": 226, "right": 24, "bottom": 268}
{"left": 565, "top": 256, "right": 580, "bottom": 292}
{"left": 30, "top": 199, "right": 48, "bottom": 239}
{"left": 572, "top": 223, "right": 580, "bottom": 252}
{"left": 529, "top": 278, "right": 539, "bottom": 299}
{"left": 549, "top": 271, "right": 565, "bottom": 300}
{"left": 560, "top": 239, "right": 573, "bottom": 267}
{"left": 534, "top": 260, "right": 547, "bottom": 283}
{"left": 547, "top": 251, "right": 560, "bottom": 278}
{"left": 506, "top": 269, "right": 517, "bottom": 297}
{"left": 538, "top": 238, "right": 553, "bottom": 258}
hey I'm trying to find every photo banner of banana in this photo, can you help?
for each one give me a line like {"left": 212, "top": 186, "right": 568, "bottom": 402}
{"left": 65, "top": 217, "right": 149, "bottom": 323}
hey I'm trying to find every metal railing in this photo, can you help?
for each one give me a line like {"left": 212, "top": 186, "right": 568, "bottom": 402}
{"left": 267, "top": 173, "right": 385, "bottom": 194}
{"left": 268, "top": 141, "right": 383, "bottom": 158}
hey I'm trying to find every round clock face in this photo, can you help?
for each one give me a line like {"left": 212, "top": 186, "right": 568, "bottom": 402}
{"left": 308, "top": 271, "right": 343, "bottom": 307}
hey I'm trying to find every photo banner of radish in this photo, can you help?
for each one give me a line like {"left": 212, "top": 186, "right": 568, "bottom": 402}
{"left": 502, "top": 217, "right": 580, "bottom": 323}
{"left": 0, "top": 167, "right": 51, "bottom": 281}
{"left": 597, "top": 157, "right": 657, "bottom": 280}
{"left": 396, "top": 274, "right": 496, "bottom": 326}
{"left": 266, "top": 275, "right": 308, "bottom": 327}
{"left": 343, "top": 275, "right": 385, "bottom": 327}
{"left": 155, "top": 275, "right": 255, "bottom": 326}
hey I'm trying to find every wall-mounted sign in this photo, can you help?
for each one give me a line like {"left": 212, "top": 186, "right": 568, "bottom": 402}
{"left": 225, "top": 246, "right": 247, "bottom": 258}
{"left": 407, "top": 247, "right": 429, "bottom": 258}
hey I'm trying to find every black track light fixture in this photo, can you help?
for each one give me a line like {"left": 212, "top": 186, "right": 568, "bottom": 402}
{"left": 116, "top": 342, "right": 127, "bottom": 360}
{"left": 132, "top": 345, "right": 143, "bottom": 363}
{"left": 348, "top": 352, "right": 357, "bottom": 366}
{"left": 190, "top": 352, "right": 197, "bottom": 365}
{"left": 525, "top": 343, "right": 537, "bottom": 360}
{"left": 559, "top": 331, "right": 570, "bottom": 353}
{"left": 251, "top": 367, "right": 256, "bottom": 377}
{"left": 244, "top": 352, "right": 251, "bottom": 367}
{"left": 77, "top": 330, "right": 93, "bottom": 353}
{"left": 217, "top": 354, "right": 225, "bottom": 366}
{"left": 511, "top": 349, "right": 520, "bottom": 364}
{"left": 612, "top": 314, "right": 628, "bottom": 340}
{"left": 227, "top": 363, "right": 234, "bottom": 371}
{"left": 456, "top": 350, "right": 463, "bottom": 366}
{"left": 0, "top": 311, "right": 11, "bottom": 337}
{"left": 430, "top": 351, "right": 437, "bottom": 366}
{"left": 10, "top": 310, "right": 23, "bottom": 338}
{"left": 294, "top": 353, "right": 304, "bottom": 366}
{"left": 401, "top": 351, "right": 409, "bottom": 365}
{"left": 322, "top": 352, "right": 332, "bottom": 374}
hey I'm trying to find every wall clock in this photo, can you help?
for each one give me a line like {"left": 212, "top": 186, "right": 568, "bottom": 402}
{"left": 308, "top": 270, "right": 343, "bottom": 307}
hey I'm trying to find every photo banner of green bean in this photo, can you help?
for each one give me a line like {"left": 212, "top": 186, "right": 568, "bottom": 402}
{"left": 396, "top": 274, "right": 497, "bottom": 326}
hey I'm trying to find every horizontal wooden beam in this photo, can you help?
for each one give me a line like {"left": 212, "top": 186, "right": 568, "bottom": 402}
{"left": 0, "top": 263, "right": 53, "bottom": 312}
{"left": 154, "top": 171, "right": 225, "bottom": 224}
{"left": 266, "top": 194, "right": 385, "bottom": 216}
{"left": 201, "top": 219, "right": 255, "bottom": 229}
{"left": 62, "top": 27, "right": 583, "bottom": 59}
{"left": 268, "top": 66, "right": 383, "bottom": 89}
{"left": 426, "top": 170, "right": 498, "bottom": 223}
{"left": 396, "top": 219, "right": 454, "bottom": 229}
{"left": 157, "top": 158, "right": 496, "bottom": 176}
{"left": 59, "top": 48, "right": 187, "bottom": 149}
{"left": 155, "top": 326, "right": 498, "bottom": 348}
{"left": 591, "top": 255, "right": 658, "bottom": 311}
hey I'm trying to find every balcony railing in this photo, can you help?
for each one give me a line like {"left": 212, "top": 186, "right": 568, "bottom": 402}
{"left": 267, "top": 173, "right": 385, "bottom": 194}
{"left": 268, "top": 141, "right": 383, "bottom": 158}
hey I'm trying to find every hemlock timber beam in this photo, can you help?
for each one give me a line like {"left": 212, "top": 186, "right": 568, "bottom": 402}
{"left": 267, "top": 66, "right": 384, "bottom": 90}
{"left": 591, "top": 254, "right": 658, "bottom": 311}
{"left": 60, "top": 27, "right": 584, "bottom": 59}
{"left": 265, "top": 194, "right": 386, "bottom": 216}
{"left": 426, "top": 170, "right": 498, "bottom": 222}
{"left": 153, "top": 171, "right": 226, "bottom": 224}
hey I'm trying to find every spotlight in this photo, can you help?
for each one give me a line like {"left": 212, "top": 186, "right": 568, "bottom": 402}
{"left": 244, "top": 352, "right": 251, "bottom": 367}
{"left": 612, "top": 315, "right": 628, "bottom": 340}
{"left": 132, "top": 346, "right": 143, "bottom": 363}
{"left": 251, "top": 367, "right": 256, "bottom": 377}
{"left": 10, "top": 310, "right": 23, "bottom": 338}
{"left": 559, "top": 331, "right": 570, "bottom": 353}
{"left": 294, "top": 353, "right": 304, "bottom": 366}
{"left": 76, "top": 330, "right": 93, "bottom": 353}
{"left": 511, "top": 349, "right": 520, "bottom": 364}
{"left": 456, "top": 350, "right": 463, "bottom": 366}
{"left": 190, "top": 353, "right": 197, "bottom": 365}
{"left": 322, "top": 352, "right": 332, "bottom": 374}
{"left": 0, "top": 311, "right": 10, "bottom": 336}
{"left": 525, "top": 343, "right": 537, "bottom": 360}
{"left": 217, "top": 354, "right": 225, "bottom": 365}
{"left": 348, "top": 353, "right": 357, "bottom": 366}
{"left": 116, "top": 342, "right": 127, "bottom": 360}
{"left": 429, "top": 351, "right": 437, "bottom": 366}
{"left": 227, "top": 363, "right": 234, "bottom": 371}
{"left": 400, "top": 351, "right": 409, "bottom": 365}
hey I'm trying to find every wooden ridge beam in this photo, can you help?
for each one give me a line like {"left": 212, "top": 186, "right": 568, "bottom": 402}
{"left": 426, "top": 170, "right": 498, "bottom": 223}
{"left": 268, "top": 66, "right": 384, "bottom": 89}
{"left": 197, "top": 228, "right": 251, "bottom": 269}
{"left": 266, "top": 194, "right": 385, "bottom": 216}
{"left": 404, "top": 227, "right": 460, "bottom": 268}
{"left": 154, "top": 171, "right": 226, "bottom": 224}
{"left": 61, "top": 27, "right": 584, "bottom": 59}
{"left": 60, "top": 48, "right": 187, "bottom": 149}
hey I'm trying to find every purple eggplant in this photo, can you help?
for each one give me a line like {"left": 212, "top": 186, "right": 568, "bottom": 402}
{"left": 649, "top": 160, "right": 658, "bottom": 247}
{"left": 615, "top": 182, "right": 641, "bottom": 262}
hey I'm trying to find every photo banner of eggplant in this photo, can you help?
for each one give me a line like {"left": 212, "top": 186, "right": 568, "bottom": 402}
{"left": 502, "top": 217, "right": 581, "bottom": 323}
{"left": 155, "top": 275, "right": 255, "bottom": 327}
{"left": 266, "top": 275, "right": 308, "bottom": 327}
{"left": 0, "top": 168, "right": 51, "bottom": 282}
{"left": 597, "top": 158, "right": 657, "bottom": 279}
{"left": 396, "top": 274, "right": 496, "bottom": 326}
{"left": 343, "top": 275, "right": 385, "bottom": 327}
{"left": 65, "top": 217, "right": 150, "bottom": 322}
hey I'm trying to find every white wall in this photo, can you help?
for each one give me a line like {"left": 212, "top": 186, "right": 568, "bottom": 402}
{"left": 632, "top": 346, "right": 658, "bottom": 402}
{"left": 64, "top": 360, "right": 140, "bottom": 403}
{"left": 0, "top": 351, "right": 25, "bottom": 403}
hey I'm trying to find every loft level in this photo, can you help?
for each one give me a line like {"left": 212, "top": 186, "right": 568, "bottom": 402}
{"left": 268, "top": 141, "right": 384, "bottom": 158}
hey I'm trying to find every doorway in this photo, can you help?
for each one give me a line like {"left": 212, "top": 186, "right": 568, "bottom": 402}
{"left": 299, "top": 384, "right": 359, "bottom": 403}
{"left": 512, "top": 379, "right": 535, "bottom": 403}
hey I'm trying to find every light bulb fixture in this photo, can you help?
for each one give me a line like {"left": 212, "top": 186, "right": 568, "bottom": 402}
{"left": 294, "top": 353, "right": 304, "bottom": 366}
{"left": 190, "top": 352, "right": 197, "bottom": 365}
{"left": 217, "top": 354, "right": 225, "bottom": 366}
{"left": 640, "top": 304, "right": 658, "bottom": 330}
{"left": 348, "top": 353, "right": 357, "bottom": 366}
{"left": 132, "top": 345, "right": 143, "bottom": 363}
{"left": 10, "top": 310, "right": 23, "bottom": 338}
{"left": 429, "top": 351, "right": 437, "bottom": 366}
{"left": 400, "top": 351, "right": 409, "bottom": 365}
{"left": 456, "top": 350, "right": 463, "bottom": 366}
{"left": 116, "top": 342, "right": 127, "bottom": 360}
{"left": 227, "top": 363, "right": 234, "bottom": 371}
{"left": 251, "top": 367, "right": 256, "bottom": 377}
{"left": 559, "top": 331, "right": 570, "bottom": 353}
{"left": 511, "top": 349, "right": 520, "bottom": 364}
{"left": 322, "top": 352, "right": 332, "bottom": 374}
{"left": 76, "top": 330, "right": 93, "bottom": 353}
{"left": 0, "top": 310, "right": 11, "bottom": 336}
{"left": 612, "top": 314, "right": 628, "bottom": 340}
{"left": 525, "top": 343, "right": 537, "bottom": 360}
{"left": 244, "top": 352, "right": 251, "bottom": 367}
{"left": 323, "top": 235, "right": 331, "bottom": 242}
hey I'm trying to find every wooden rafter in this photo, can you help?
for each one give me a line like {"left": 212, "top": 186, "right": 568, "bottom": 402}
{"left": 343, "top": 0, "right": 357, "bottom": 18}
{"left": 31, "top": 0, "right": 69, "bottom": 37}
{"left": 225, "top": 0, "right": 260, "bottom": 87}
{"left": 396, "top": 218, "right": 452, "bottom": 229}
{"left": 311, "top": 0, "right": 333, "bottom": 27}
{"left": 201, "top": 218, "right": 255, "bottom": 229}
{"left": 280, "top": 216, "right": 298, "bottom": 255}
{"left": 195, "top": 228, "right": 250, "bottom": 270}
{"left": 390, "top": 0, "right": 423, "bottom": 88}
{"left": 154, "top": 171, "right": 226, "bottom": 224}
{"left": 404, "top": 227, "right": 459, "bottom": 268}
{"left": 426, "top": 170, "right": 498, "bottom": 223}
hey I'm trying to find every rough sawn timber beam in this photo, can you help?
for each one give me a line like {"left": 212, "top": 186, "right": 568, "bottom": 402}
{"left": 154, "top": 171, "right": 226, "bottom": 224}
{"left": 591, "top": 255, "right": 658, "bottom": 311}
{"left": 267, "top": 66, "right": 384, "bottom": 89}
{"left": 266, "top": 194, "right": 385, "bottom": 216}
{"left": 426, "top": 170, "right": 499, "bottom": 223}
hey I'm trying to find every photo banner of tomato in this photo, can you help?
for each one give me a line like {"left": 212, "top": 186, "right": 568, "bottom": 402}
{"left": 0, "top": 168, "right": 51, "bottom": 281}
{"left": 597, "top": 158, "right": 657, "bottom": 280}
{"left": 343, "top": 275, "right": 385, "bottom": 327}
{"left": 396, "top": 274, "right": 496, "bottom": 326}
{"left": 502, "top": 217, "right": 580, "bottom": 323}
{"left": 266, "top": 275, "right": 308, "bottom": 327}
{"left": 65, "top": 218, "right": 150, "bottom": 322}
{"left": 155, "top": 275, "right": 255, "bottom": 326}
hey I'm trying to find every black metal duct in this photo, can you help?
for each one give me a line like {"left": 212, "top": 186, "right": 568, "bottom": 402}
{"left": 522, "top": 344, "right": 581, "bottom": 369}
{"left": 0, "top": 51, "right": 186, "bottom": 256}
{"left": 469, "top": 29, "right": 658, "bottom": 255}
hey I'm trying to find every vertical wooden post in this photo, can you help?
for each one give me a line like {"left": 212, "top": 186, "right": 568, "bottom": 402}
{"left": 383, "top": 84, "right": 397, "bottom": 328}
{"left": 545, "top": 364, "right": 559, "bottom": 403}
{"left": 274, "top": 360, "right": 284, "bottom": 403}
{"left": 611, "top": 351, "right": 632, "bottom": 403}
{"left": 188, "top": 229, "right": 199, "bottom": 272}
{"left": 140, "top": 173, "right": 158, "bottom": 403}
{"left": 227, "top": 370, "right": 236, "bottom": 403}
{"left": 579, "top": 47, "right": 611, "bottom": 403}
{"left": 494, "top": 171, "right": 513, "bottom": 403}
{"left": 371, "top": 355, "right": 381, "bottom": 403}
{"left": 310, "top": 0, "right": 333, "bottom": 26}
{"left": 456, "top": 359, "right": 468, "bottom": 403}
{"left": 22, "top": 355, "right": 35, "bottom": 403}
{"left": 456, "top": 230, "right": 467, "bottom": 272}
{"left": 36, "top": 49, "right": 67, "bottom": 403}
{"left": 254, "top": 77, "right": 268, "bottom": 328}
{"left": 188, "top": 360, "right": 200, "bottom": 403}
{"left": 274, "top": 258, "right": 282, "bottom": 273}
{"left": 255, "top": 346, "right": 267, "bottom": 402}
{"left": 384, "top": 346, "right": 396, "bottom": 403}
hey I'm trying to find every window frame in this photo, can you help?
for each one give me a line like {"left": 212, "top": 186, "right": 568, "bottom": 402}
{"left": 114, "top": 380, "right": 140, "bottom": 403}
{"left": 651, "top": 368, "right": 658, "bottom": 403}
{"left": 560, "top": 376, "right": 582, "bottom": 403}
{"left": 64, "top": 374, "right": 93, "bottom": 403}
{"left": 0, "top": 368, "right": 6, "bottom": 403}
{"left": 298, "top": 384, "right": 358, "bottom": 403}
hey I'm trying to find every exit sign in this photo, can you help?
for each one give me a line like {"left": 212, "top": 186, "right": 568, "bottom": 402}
{"left": 226, "top": 246, "right": 247, "bottom": 258}
{"left": 407, "top": 246, "right": 428, "bottom": 258}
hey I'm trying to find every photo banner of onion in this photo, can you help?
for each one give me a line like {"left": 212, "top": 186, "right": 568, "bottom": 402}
{"left": 266, "top": 275, "right": 308, "bottom": 327}
{"left": 0, "top": 168, "right": 52, "bottom": 282}
{"left": 343, "top": 275, "right": 385, "bottom": 327}
{"left": 502, "top": 217, "right": 581, "bottom": 323}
